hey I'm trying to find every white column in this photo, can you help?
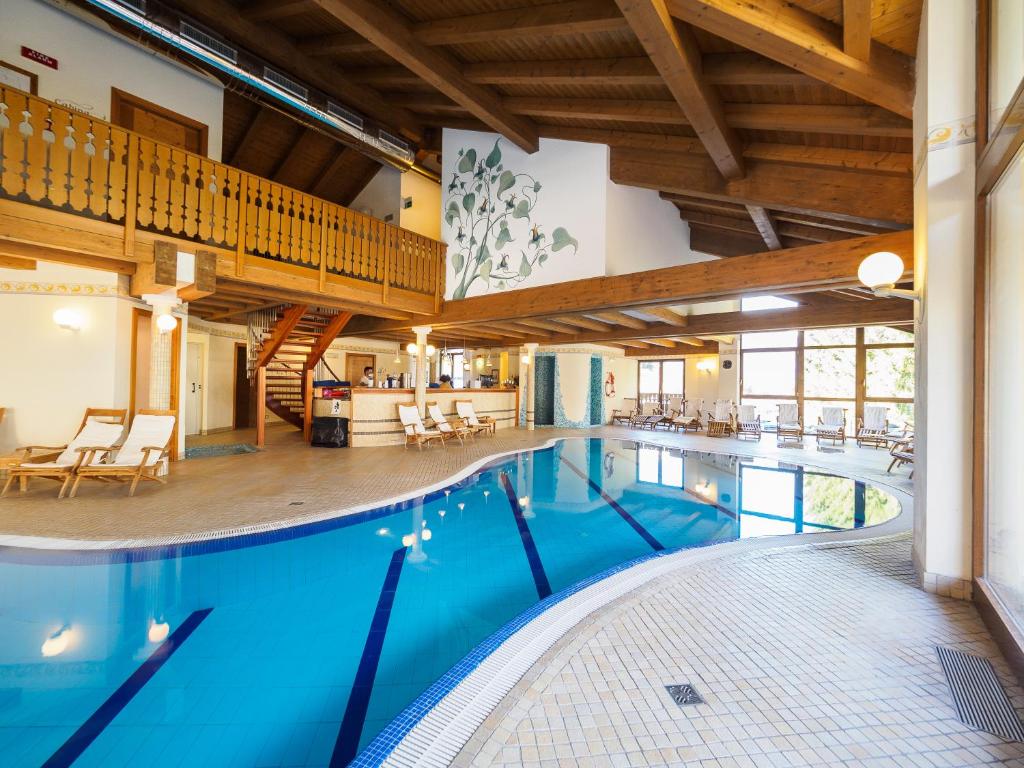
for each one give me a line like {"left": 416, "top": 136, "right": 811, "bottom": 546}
{"left": 523, "top": 343, "right": 538, "bottom": 430}
{"left": 412, "top": 325, "right": 431, "bottom": 414}
{"left": 913, "top": 0, "right": 975, "bottom": 599}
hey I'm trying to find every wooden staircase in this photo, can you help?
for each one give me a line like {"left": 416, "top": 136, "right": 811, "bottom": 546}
{"left": 253, "top": 305, "right": 352, "bottom": 439}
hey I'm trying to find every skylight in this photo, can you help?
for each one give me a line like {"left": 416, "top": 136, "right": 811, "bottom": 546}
{"left": 741, "top": 295, "right": 799, "bottom": 312}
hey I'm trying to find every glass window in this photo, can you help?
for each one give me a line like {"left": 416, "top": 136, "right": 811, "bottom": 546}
{"left": 866, "top": 347, "right": 914, "bottom": 398}
{"left": 865, "top": 400, "right": 914, "bottom": 429}
{"left": 742, "top": 352, "right": 795, "bottom": 395}
{"left": 741, "top": 330, "right": 798, "bottom": 349}
{"left": 804, "top": 327, "right": 856, "bottom": 346}
{"left": 662, "top": 360, "right": 684, "bottom": 395}
{"left": 864, "top": 326, "right": 914, "bottom": 344}
{"left": 741, "top": 295, "right": 798, "bottom": 312}
{"left": 804, "top": 348, "right": 855, "bottom": 398}
{"left": 739, "top": 398, "right": 796, "bottom": 427}
{"left": 638, "top": 361, "right": 659, "bottom": 395}
{"left": 990, "top": 0, "right": 1024, "bottom": 136}
{"left": 986, "top": 145, "right": 1024, "bottom": 622}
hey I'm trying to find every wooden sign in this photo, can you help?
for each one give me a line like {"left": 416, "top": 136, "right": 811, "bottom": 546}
{"left": 20, "top": 46, "right": 58, "bottom": 70}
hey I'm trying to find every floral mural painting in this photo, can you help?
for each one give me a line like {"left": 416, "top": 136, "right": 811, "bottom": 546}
{"left": 445, "top": 139, "right": 578, "bottom": 299}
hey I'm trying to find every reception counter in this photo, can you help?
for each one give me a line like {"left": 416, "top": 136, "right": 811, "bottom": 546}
{"left": 313, "top": 388, "right": 518, "bottom": 447}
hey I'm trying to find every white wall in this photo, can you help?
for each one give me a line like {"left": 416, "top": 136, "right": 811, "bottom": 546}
{"left": 1, "top": 0, "right": 225, "bottom": 159}
{"left": 349, "top": 165, "right": 402, "bottom": 224}
{"left": 0, "top": 262, "right": 132, "bottom": 452}
{"left": 400, "top": 170, "right": 442, "bottom": 240}
{"left": 913, "top": 0, "right": 976, "bottom": 590}
{"left": 605, "top": 179, "right": 700, "bottom": 275}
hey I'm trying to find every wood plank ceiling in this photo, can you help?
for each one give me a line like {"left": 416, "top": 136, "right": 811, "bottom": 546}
{"left": 175, "top": 0, "right": 920, "bottom": 351}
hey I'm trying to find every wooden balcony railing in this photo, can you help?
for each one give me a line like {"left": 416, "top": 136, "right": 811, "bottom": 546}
{"left": 0, "top": 85, "right": 444, "bottom": 306}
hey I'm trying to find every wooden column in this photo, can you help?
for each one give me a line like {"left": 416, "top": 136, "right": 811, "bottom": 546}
{"left": 303, "top": 367, "right": 314, "bottom": 443}
{"left": 256, "top": 366, "right": 266, "bottom": 448}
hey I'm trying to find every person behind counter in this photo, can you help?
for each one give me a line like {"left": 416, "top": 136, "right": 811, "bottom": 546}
{"left": 359, "top": 366, "right": 374, "bottom": 387}
{"left": 437, "top": 374, "right": 454, "bottom": 390}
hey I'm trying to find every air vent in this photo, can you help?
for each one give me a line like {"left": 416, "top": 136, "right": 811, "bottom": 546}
{"left": 378, "top": 129, "right": 411, "bottom": 156}
{"left": 112, "top": 0, "right": 146, "bottom": 13}
{"left": 327, "top": 101, "right": 364, "bottom": 131}
{"left": 180, "top": 21, "right": 238, "bottom": 63}
{"left": 263, "top": 67, "right": 308, "bottom": 100}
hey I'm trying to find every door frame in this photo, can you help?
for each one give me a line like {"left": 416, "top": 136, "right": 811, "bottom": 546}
{"left": 110, "top": 87, "right": 209, "bottom": 155}
{"left": 233, "top": 341, "right": 249, "bottom": 429}
{"left": 129, "top": 306, "right": 181, "bottom": 460}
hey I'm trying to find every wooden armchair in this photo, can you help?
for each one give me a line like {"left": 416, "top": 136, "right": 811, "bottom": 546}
{"left": 887, "top": 436, "right": 914, "bottom": 478}
{"left": 68, "top": 410, "right": 176, "bottom": 497}
{"left": 776, "top": 403, "right": 803, "bottom": 444}
{"left": 611, "top": 397, "right": 638, "bottom": 426}
{"left": 736, "top": 404, "right": 762, "bottom": 441}
{"left": 815, "top": 406, "right": 847, "bottom": 446}
{"left": 706, "top": 400, "right": 735, "bottom": 438}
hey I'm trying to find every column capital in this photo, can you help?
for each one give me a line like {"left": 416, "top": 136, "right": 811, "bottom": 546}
{"left": 523, "top": 342, "right": 540, "bottom": 351}
{"left": 411, "top": 325, "right": 432, "bottom": 338}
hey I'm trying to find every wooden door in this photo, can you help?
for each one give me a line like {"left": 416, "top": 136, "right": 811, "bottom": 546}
{"left": 347, "top": 354, "right": 376, "bottom": 386}
{"left": 111, "top": 88, "right": 208, "bottom": 155}
{"left": 234, "top": 344, "right": 251, "bottom": 429}
{"left": 185, "top": 342, "right": 203, "bottom": 436}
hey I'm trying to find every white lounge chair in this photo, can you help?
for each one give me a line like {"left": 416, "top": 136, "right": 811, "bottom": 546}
{"left": 398, "top": 403, "right": 446, "bottom": 449}
{"left": 2, "top": 418, "right": 126, "bottom": 498}
{"left": 427, "top": 402, "right": 470, "bottom": 444}
{"left": 69, "top": 410, "right": 176, "bottom": 497}
{"left": 632, "top": 402, "right": 663, "bottom": 430}
{"left": 736, "top": 404, "right": 762, "bottom": 441}
{"left": 706, "top": 400, "right": 734, "bottom": 437}
{"left": 816, "top": 406, "right": 846, "bottom": 446}
{"left": 670, "top": 398, "right": 703, "bottom": 432}
{"left": 857, "top": 405, "right": 894, "bottom": 448}
{"left": 611, "top": 397, "right": 638, "bottom": 426}
{"left": 455, "top": 399, "right": 495, "bottom": 435}
{"left": 776, "top": 403, "right": 803, "bottom": 444}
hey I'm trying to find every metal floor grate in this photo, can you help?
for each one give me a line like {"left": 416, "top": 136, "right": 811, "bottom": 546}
{"left": 936, "top": 646, "right": 1024, "bottom": 742}
{"left": 665, "top": 684, "right": 704, "bottom": 707}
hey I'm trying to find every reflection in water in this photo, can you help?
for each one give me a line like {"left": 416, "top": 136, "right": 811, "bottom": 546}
{"left": 0, "top": 438, "right": 900, "bottom": 768}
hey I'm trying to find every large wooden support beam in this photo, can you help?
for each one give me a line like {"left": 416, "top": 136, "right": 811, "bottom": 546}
{"left": 313, "top": 0, "right": 539, "bottom": 152}
{"left": 342, "top": 230, "right": 913, "bottom": 335}
{"left": 610, "top": 148, "right": 912, "bottom": 227}
{"left": 842, "top": 0, "right": 873, "bottom": 62}
{"left": 255, "top": 304, "right": 309, "bottom": 369}
{"left": 0, "top": 255, "right": 36, "bottom": 270}
{"left": 746, "top": 205, "right": 782, "bottom": 249}
{"left": 616, "top": 0, "right": 744, "bottom": 179}
{"left": 177, "top": 251, "right": 217, "bottom": 302}
{"left": 667, "top": 0, "right": 914, "bottom": 118}
{"left": 130, "top": 240, "right": 178, "bottom": 296}
{"left": 306, "top": 311, "right": 353, "bottom": 368}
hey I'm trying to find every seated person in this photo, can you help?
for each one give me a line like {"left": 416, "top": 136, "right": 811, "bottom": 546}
{"left": 359, "top": 366, "right": 374, "bottom": 387}
{"left": 438, "top": 374, "right": 454, "bottom": 390}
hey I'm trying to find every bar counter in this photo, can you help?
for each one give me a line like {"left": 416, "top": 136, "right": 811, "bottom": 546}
{"left": 313, "top": 388, "right": 518, "bottom": 447}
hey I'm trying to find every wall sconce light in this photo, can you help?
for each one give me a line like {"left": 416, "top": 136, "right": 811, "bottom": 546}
{"left": 475, "top": 355, "right": 485, "bottom": 369}
{"left": 520, "top": 353, "right": 530, "bottom": 365}
{"left": 406, "top": 342, "right": 418, "bottom": 355}
{"left": 425, "top": 344, "right": 436, "bottom": 357}
{"left": 53, "top": 308, "right": 83, "bottom": 331}
{"left": 858, "top": 251, "right": 920, "bottom": 300}
{"left": 156, "top": 311, "right": 178, "bottom": 333}
{"left": 696, "top": 359, "right": 715, "bottom": 373}
{"left": 41, "top": 624, "right": 71, "bottom": 657}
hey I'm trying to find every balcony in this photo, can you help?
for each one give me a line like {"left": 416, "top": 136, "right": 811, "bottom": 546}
{"left": 0, "top": 85, "right": 444, "bottom": 315}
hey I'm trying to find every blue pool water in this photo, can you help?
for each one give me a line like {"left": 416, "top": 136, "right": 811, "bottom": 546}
{"left": 0, "top": 438, "right": 900, "bottom": 767}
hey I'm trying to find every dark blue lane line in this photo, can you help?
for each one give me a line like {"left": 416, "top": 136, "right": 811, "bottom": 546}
{"left": 42, "top": 608, "right": 213, "bottom": 768}
{"left": 499, "top": 471, "right": 552, "bottom": 600}
{"left": 330, "top": 546, "right": 410, "bottom": 768}
{"left": 559, "top": 456, "right": 664, "bottom": 552}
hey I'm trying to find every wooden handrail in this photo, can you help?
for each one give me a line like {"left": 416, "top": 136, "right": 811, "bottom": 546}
{"left": 0, "top": 84, "right": 445, "bottom": 299}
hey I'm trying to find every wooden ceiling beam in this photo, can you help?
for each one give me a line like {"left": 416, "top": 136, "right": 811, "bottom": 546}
{"left": 772, "top": 212, "right": 891, "bottom": 236}
{"left": 0, "top": 255, "right": 36, "bottom": 270}
{"left": 591, "top": 310, "right": 650, "bottom": 329}
{"left": 244, "top": 0, "right": 313, "bottom": 22}
{"left": 555, "top": 314, "right": 615, "bottom": 331}
{"left": 516, "top": 317, "right": 581, "bottom": 333}
{"left": 407, "top": 95, "right": 910, "bottom": 137}
{"left": 540, "top": 126, "right": 911, "bottom": 175}
{"left": 228, "top": 106, "right": 276, "bottom": 167}
{"left": 270, "top": 128, "right": 321, "bottom": 185}
{"left": 747, "top": 205, "right": 782, "bottom": 250}
{"left": 612, "top": 148, "right": 912, "bottom": 227}
{"left": 313, "top": 0, "right": 538, "bottom": 152}
{"left": 170, "top": 0, "right": 423, "bottom": 141}
{"left": 616, "top": 0, "right": 744, "bottom": 179}
{"left": 341, "top": 230, "right": 913, "bottom": 334}
{"left": 310, "top": 147, "right": 357, "bottom": 198}
{"left": 639, "top": 306, "right": 688, "bottom": 325}
{"left": 667, "top": 0, "right": 914, "bottom": 119}
{"left": 842, "top": 0, "right": 873, "bottom": 62}
{"left": 680, "top": 211, "right": 851, "bottom": 243}
{"left": 642, "top": 338, "right": 680, "bottom": 347}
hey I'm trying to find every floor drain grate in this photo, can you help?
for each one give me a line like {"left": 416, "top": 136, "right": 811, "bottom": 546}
{"left": 288, "top": 501, "right": 304, "bottom": 506}
{"left": 665, "top": 684, "right": 704, "bottom": 707}
{"left": 936, "top": 646, "right": 1024, "bottom": 742}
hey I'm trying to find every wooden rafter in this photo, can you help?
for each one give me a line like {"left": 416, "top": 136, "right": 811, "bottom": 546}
{"left": 842, "top": 0, "right": 873, "bottom": 62}
{"left": 667, "top": 0, "right": 914, "bottom": 118}
{"left": 591, "top": 311, "right": 649, "bottom": 329}
{"left": 229, "top": 106, "right": 275, "bottom": 166}
{"left": 678, "top": 210, "right": 850, "bottom": 243}
{"left": 616, "top": 0, "right": 744, "bottom": 179}
{"left": 639, "top": 306, "right": 688, "bottom": 325}
{"left": 746, "top": 205, "right": 782, "bottom": 250}
{"left": 313, "top": 0, "right": 539, "bottom": 152}
{"left": 310, "top": 147, "right": 356, "bottom": 198}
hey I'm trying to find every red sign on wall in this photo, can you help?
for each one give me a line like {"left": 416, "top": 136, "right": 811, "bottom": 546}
{"left": 21, "top": 46, "right": 58, "bottom": 70}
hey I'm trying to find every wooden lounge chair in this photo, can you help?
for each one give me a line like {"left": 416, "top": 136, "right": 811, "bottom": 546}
{"left": 632, "top": 402, "right": 663, "bottom": 430}
{"left": 68, "top": 410, "right": 176, "bottom": 497}
{"left": 611, "top": 397, "right": 638, "bottom": 426}
{"left": 815, "top": 406, "right": 847, "bottom": 446}
{"left": 887, "top": 436, "right": 914, "bottom": 477}
{"left": 455, "top": 400, "right": 496, "bottom": 435}
{"left": 857, "top": 405, "right": 895, "bottom": 448}
{"left": 736, "top": 405, "right": 762, "bottom": 441}
{"left": 2, "top": 417, "right": 126, "bottom": 498}
{"left": 776, "top": 403, "right": 803, "bottom": 444}
{"left": 398, "top": 403, "right": 447, "bottom": 449}
{"left": 706, "top": 400, "right": 734, "bottom": 437}
{"left": 670, "top": 398, "right": 703, "bottom": 432}
{"left": 427, "top": 402, "right": 471, "bottom": 444}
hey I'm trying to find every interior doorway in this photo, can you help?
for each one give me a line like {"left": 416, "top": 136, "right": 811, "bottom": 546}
{"left": 347, "top": 354, "right": 376, "bottom": 386}
{"left": 111, "top": 88, "right": 209, "bottom": 155}
{"left": 184, "top": 342, "right": 204, "bottom": 436}
{"left": 234, "top": 343, "right": 251, "bottom": 429}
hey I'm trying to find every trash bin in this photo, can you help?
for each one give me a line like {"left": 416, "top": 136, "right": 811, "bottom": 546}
{"left": 311, "top": 416, "right": 349, "bottom": 447}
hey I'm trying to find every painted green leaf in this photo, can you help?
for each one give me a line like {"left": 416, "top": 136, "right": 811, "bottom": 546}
{"left": 512, "top": 199, "right": 531, "bottom": 219}
{"left": 479, "top": 258, "right": 493, "bottom": 283}
{"left": 485, "top": 140, "right": 502, "bottom": 168}
{"left": 497, "top": 170, "right": 515, "bottom": 196}
{"left": 445, "top": 211, "right": 457, "bottom": 226}
{"left": 463, "top": 192, "right": 476, "bottom": 213}
{"left": 495, "top": 224, "right": 513, "bottom": 250}
{"left": 518, "top": 253, "right": 532, "bottom": 278}
{"left": 551, "top": 227, "right": 578, "bottom": 252}
{"left": 452, "top": 251, "right": 465, "bottom": 272}
{"left": 539, "top": 252, "right": 548, "bottom": 265}
{"left": 457, "top": 148, "right": 477, "bottom": 173}
{"left": 476, "top": 243, "right": 490, "bottom": 264}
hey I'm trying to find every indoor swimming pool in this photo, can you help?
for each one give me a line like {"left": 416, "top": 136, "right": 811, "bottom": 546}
{"left": 0, "top": 438, "right": 901, "bottom": 767}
